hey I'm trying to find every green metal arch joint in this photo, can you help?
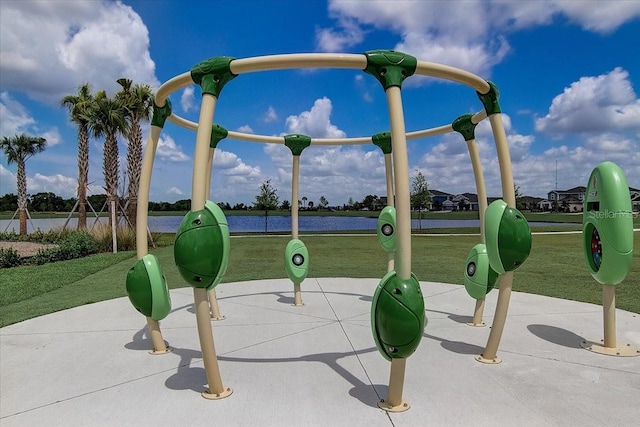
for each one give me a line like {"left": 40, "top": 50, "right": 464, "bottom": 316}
{"left": 452, "top": 114, "right": 477, "bottom": 141}
{"left": 364, "top": 50, "right": 417, "bottom": 91}
{"left": 210, "top": 124, "right": 228, "bottom": 148}
{"left": 372, "top": 131, "right": 392, "bottom": 154}
{"left": 284, "top": 134, "right": 311, "bottom": 156}
{"left": 151, "top": 99, "right": 172, "bottom": 128}
{"left": 477, "top": 81, "right": 501, "bottom": 115}
{"left": 191, "top": 57, "right": 237, "bottom": 98}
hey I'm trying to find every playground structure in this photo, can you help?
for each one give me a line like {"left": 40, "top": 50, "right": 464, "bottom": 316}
{"left": 126, "top": 51, "right": 535, "bottom": 410}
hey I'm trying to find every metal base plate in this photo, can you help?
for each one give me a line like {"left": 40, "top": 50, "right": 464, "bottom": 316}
{"left": 580, "top": 340, "right": 640, "bottom": 357}
{"left": 292, "top": 303, "right": 306, "bottom": 307}
{"left": 210, "top": 315, "right": 226, "bottom": 321}
{"left": 475, "top": 354, "right": 502, "bottom": 364}
{"left": 378, "top": 399, "right": 410, "bottom": 412}
{"left": 466, "top": 321, "right": 486, "bottom": 327}
{"left": 148, "top": 346, "right": 173, "bottom": 355}
{"left": 202, "top": 387, "right": 233, "bottom": 400}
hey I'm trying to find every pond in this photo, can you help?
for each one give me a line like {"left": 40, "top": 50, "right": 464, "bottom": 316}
{"left": 1, "top": 215, "right": 577, "bottom": 234}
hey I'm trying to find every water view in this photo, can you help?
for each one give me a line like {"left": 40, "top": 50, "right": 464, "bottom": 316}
{"left": 1, "top": 215, "right": 577, "bottom": 234}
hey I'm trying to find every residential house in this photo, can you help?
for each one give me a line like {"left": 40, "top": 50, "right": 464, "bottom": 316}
{"left": 547, "top": 186, "right": 586, "bottom": 212}
{"left": 428, "top": 189, "right": 453, "bottom": 211}
{"left": 630, "top": 187, "right": 640, "bottom": 212}
{"left": 452, "top": 193, "right": 480, "bottom": 211}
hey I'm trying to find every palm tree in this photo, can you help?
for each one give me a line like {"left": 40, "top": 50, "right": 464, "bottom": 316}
{"left": 302, "top": 196, "right": 307, "bottom": 210}
{"left": 88, "top": 91, "right": 128, "bottom": 227}
{"left": 116, "top": 78, "right": 154, "bottom": 227}
{"left": 0, "top": 134, "right": 46, "bottom": 235}
{"left": 61, "top": 83, "right": 94, "bottom": 230}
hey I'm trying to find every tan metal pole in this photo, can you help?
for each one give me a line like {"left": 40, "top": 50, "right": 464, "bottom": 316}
{"left": 378, "top": 358, "right": 409, "bottom": 412}
{"left": 386, "top": 86, "right": 411, "bottom": 281}
{"left": 384, "top": 153, "right": 395, "bottom": 272}
{"left": 190, "top": 93, "right": 232, "bottom": 397}
{"left": 467, "top": 138, "right": 488, "bottom": 326}
{"left": 207, "top": 288, "right": 225, "bottom": 321}
{"left": 191, "top": 94, "right": 216, "bottom": 212}
{"left": 602, "top": 285, "right": 617, "bottom": 348}
{"left": 136, "top": 125, "right": 170, "bottom": 354}
{"left": 381, "top": 86, "right": 412, "bottom": 409}
{"left": 292, "top": 155, "right": 300, "bottom": 239}
{"left": 194, "top": 287, "right": 232, "bottom": 399}
{"left": 291, "top": 155, "right": 304, "bottom": 306}
{"left": 477, "top": 113, "right": 515, "bottom": 363}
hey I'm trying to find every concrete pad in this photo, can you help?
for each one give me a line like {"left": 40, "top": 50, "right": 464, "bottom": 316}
{"left": 1, "top": 278, "right": 639, "bottom": 426}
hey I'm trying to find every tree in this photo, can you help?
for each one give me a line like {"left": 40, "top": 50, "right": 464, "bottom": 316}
{"left": 116, "top": 78, "right": 154, "bottom": 227}
{"left": 301, "top": 196, "right": 307, "bottom": 209}
{"left": 254, "top": 179, "right": 279, "bottom": 232}
{"left": 280, "top": 200, "right": 291, "bottom": 210}
{"left": 362, "top": 194, "right": 380, "bottom": 211}
{"left": 62, "top": 83, "right": 94, "bottom": 230}
{"left": 347, "top": 197, "right": 354, "bottom": 210}
{"left": 319, "top": 195, "right": 328, "bottom": 209}
{"left": 307, "top": 200, "right": 314, "bottom": 210}
{"left": 514, "top": 184, "right": 524, "bottom": 210}
{"left": 0, "top": 134, "right": 47, "bottom": 234}
{"left": 411, "top": 171, "right": 431, "bottom": 231}
{"left": 88, "top": 90, "right": 128, "bottom": 227}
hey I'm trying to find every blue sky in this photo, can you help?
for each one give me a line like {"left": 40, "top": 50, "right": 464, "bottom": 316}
{"left": 1, "top": 0, "right": 639, "bottom": 206}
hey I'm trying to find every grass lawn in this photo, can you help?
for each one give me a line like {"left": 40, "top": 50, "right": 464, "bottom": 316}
{"left": 1, "top": 232, "right": 639, "bottom": 327}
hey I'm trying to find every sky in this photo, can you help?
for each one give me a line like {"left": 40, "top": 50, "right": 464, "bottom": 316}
{"left": 1, "top": 0, "right": 639, "bottom": 207}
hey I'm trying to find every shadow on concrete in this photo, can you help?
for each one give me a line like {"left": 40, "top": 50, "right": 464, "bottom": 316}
{"left": 527, "top": 324, "right": 584, "bottom": 348}
{"left": 124, "top": 326, "right": 170, "bottom": 351}
{"left": 215, "top": 347, "right": 383, "bottom": 408}
{"left": 424, "top": 332, "right": 485, "bottom": 355}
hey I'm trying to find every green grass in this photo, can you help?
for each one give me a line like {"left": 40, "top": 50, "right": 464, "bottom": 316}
{"left": 1, "top": 233, "right": 639, "bottom": 327}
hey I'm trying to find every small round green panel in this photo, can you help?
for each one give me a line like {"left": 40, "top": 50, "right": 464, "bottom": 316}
{"left": 284, "top": 239, "right": 309, "bottom": 284}
{"left": 371, "top": 271, "right": 425, "bottom": 361}
{"left": 485, "top": 200, "right": 532, "bottom": 273}
{"left": 126, "top": 254, "right": 171, "bottom": 320}
{"left": 485, "top": 200, "right": 507, "bottom": 274}
{"left": 126, "top": 258, "right": 153, "bottom": 317}
{"left": 497, "top": 206, "right": 532, "bottom": 272}
{"left": 463, "top": 244, "right": 499, "bottom": 300}
{"left": 174, "top": 205, "right": 227, "bottom": 288}
{"left": 377, "top": 206, "right": 397, "bottom": 253}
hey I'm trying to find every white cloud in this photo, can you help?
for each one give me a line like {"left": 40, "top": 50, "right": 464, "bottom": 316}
{"left": 0, "top": 0, "right": 159, "bottom": 103}
{"left": 264, "top": 143, "right": 387, "bottom": 205}
{"left": 551, "top": 1, "right": 640, "bottom": 34}
{"left": 262, "top": 106, "right": 278, "bottom": 123}
{"left": 0, "top": 92, "right": 63, "bottom": 145}
{"left": 318, "top": 1, "right": 640, "bottom": 77}
{"left": 284, "top": 97, "right": 346, "bottom": 138}
{"left": 0, "top": 165, "right": 16, "bottom": 195}
{"left": 535, "top": 68, "right": 640, "bottom": 134}
{"left": 237, "top": 125, "right": 254, "bottom": 134}
{"left": 28, "top": 173, "right": 77, "bottom": 198}
{"left": 156, "top": 134, "right": 190, "bottom": 162}
{"left": 0, "top": 92, "right": 35, "bottom": 137}
{"left": 315, "top": 17, "right": 365, "bottom": 52}
{"left": 416, "top": 112, "right": 640, "bottom": 199}
{"left": 180, "top": 86, "right": 196, "bottom": 113}
{"left": 41, "top": 128, "right": 62, "bottom": 147}
{"left": 214, "top": 149, "right": 261, "bottom": 177}
{"left": 167, "top": 186, "right": 184, "bottom": 196}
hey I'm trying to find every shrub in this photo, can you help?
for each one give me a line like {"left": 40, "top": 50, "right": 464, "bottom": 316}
{"left": 30, "top": 232, "right": 98, "bottom": 265}
{"left": 89, "top": 224, "right": 136, "bottom": 252}
{"left": 0, "top": 247, "right": 22, "bottom": 268}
